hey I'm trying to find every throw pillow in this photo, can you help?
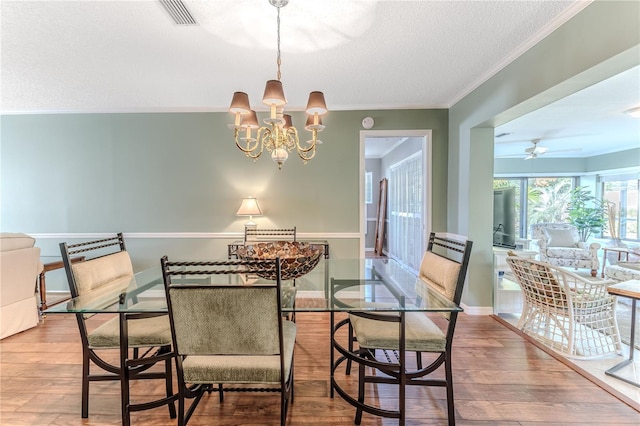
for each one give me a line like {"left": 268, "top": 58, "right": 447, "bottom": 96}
{"left": 544, "top": 228, "right": 577, "bottom": 247}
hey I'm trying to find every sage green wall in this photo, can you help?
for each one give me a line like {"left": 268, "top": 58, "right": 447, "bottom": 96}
{"left": 448, "top": 1, "right": 640, "bottom": 309}
{"left": 1, "top": 109, "right": 448, "bottom": 290}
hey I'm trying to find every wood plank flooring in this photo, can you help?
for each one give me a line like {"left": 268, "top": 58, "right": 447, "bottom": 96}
{"left": 1, "top": 312, "right": 639, "bottom": 425}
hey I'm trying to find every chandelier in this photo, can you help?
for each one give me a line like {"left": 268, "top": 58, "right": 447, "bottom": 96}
{"left": 228, "top": 0, "right": 328, "bottom": 170}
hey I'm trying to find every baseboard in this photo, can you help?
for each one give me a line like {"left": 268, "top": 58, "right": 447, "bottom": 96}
{"left": 461, "top": 303, "right": 493, "bottom": 315}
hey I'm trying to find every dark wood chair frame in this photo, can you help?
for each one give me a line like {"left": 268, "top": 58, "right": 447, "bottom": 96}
{"left": 244, "top": 226, "right": 297, "bottom": 243}
{"left": 332, "top": 233, "right": 472, "bottom": 425}
{"left": 161, "top": 256, "right": 294, "bottom": 426}
{"left": 60, "top": 233, "right": 176, "bottom": 425}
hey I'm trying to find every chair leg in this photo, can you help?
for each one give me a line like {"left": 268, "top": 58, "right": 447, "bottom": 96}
{"left": 354, "top": 354, "right": 365, "bottom": 425}
{"left": 164, "top": 349, "right": 177, "bottom": 419}
{"left": 218, "top": 383, "right": 224, "bottom": 402}
{"left": 81, "top": 350, "right": 90, "bottom": 418}
{"left": 445, "top": 352, "right": 455, "bottom": 426}
{"left": 346, "top": 321, "right": 354, "bottom": 375}
{"left": 178, "top": 389, "right": 185, "bottom": 426}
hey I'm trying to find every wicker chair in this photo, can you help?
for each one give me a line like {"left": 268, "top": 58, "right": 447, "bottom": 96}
{"left": 346, "top": 233, "right": 473, "bottom": 425}
{"left": 161, "top": 256, "right": 295, "bottom": 426}
{"left": 506, "top": 254, "right": 621, "bottom": 360}
{"left": 59, "top": 233, "right": 176, "bottom": 422}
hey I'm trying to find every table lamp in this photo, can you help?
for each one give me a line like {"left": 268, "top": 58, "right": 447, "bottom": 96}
{"left": 236, "top": 197, "right": 262, "bottom": 228}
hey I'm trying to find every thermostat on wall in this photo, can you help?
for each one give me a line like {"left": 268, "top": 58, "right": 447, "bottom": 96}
{"left": 362, "top": 117, "right": 374, "bottom": 129}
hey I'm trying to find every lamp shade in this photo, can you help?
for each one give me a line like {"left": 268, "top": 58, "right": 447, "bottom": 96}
{"left": 262, "top": 80, "right": 287, "bottom": 106}
{"left": 229, "top": 92, "right": 251, "bottom": 114}
{"left": 236, "top": 197, "right": 262, "bottom": 217}
{"left": 305, "top": 91, "right": 327, "bottom": 115}
{"left": 283, "top": 114, "right": 293, "bottom": 129}
{"left": 241, "top": 110, "right": 260, "bottom": 129}
{"left": 305, "top": 114, "right": 324, "bottom": 130}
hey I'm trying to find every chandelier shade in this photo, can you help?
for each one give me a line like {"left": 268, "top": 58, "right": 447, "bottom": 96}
{"left": 263, "top": 80, "right": 287, "bottom": 106}
{"left": 306, "top": 91, "right": 328, "bottom": 115}
{"left": 229, "top": 0, "right": 327, "bottom": 170}
{"left": 229, "top": 92, "right": 251, "bottom": 114}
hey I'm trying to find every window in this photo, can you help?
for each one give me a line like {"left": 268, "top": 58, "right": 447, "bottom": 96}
{"left": 601, "top": 173, "right": 639, "bottom": 241}
{"left": 364, "top": 171, "right": 373, "bottom": 204}
{"left": 388, "top": 152, "right": 422, "bottom": 272}
{"left": 493, "top": 177, "right": 577, "bottom": 239}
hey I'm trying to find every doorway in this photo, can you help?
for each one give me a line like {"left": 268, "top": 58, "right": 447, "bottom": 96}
{"left": 359, "top": 129, "right": 431, "bottom": 273}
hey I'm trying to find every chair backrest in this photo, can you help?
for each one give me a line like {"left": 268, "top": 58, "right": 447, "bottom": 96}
{"left": 530, "top": 223, "right": 580, "bottom": 246}
{"left": 506, "top": 255, "right": 569, "bottom": 308}
{"left": 418, "top": 233, "right": 473, "bottom": 307}
{"left": 161, "top": 257, "right": 285, "bottom": 357}
{"left": 60, "top": 233, "right": 132, "bottom": 298}
{"left": 244, "top": 227, "right": 296, "bottom": 243}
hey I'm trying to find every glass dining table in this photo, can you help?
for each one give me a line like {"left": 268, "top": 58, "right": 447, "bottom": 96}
{"left": 45, "top": 257, "right": 462, "bottom": 425}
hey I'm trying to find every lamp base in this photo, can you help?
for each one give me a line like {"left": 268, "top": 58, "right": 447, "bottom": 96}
{"left": 244, "top": 220, "right": 257, "bottom": 230}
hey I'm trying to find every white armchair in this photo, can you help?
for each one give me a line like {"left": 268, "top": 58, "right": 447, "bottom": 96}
{"left": 0, "top": 233, "right": 42, "bottom": 339}
{"left": 531, "top": 223, "right": 600, "bottom": 277}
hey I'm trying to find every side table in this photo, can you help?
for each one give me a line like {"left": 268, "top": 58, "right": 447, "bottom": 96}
{"left": 601, "top": 246, "right": 632, "bottom": 278}
{"left": 605, "top": 279, "right": 640, "bottom": 387}
{"left": 38, "top": 256, "right": 85, "bottom": 313}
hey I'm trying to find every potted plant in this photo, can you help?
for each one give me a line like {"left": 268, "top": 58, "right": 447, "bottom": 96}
{"left": 566, "top": 186, "right": 607, "bottom": 242}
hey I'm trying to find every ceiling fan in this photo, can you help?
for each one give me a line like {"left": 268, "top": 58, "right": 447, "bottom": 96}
{"left": 496, "top": 139, "right": 581, "bottom": 160}
{"left": 524, "top": 139, "right": 547, "bottom": 160}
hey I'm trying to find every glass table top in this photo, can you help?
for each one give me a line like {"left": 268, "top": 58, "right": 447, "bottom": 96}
{"left": 45, "top": 258, "right": 461, "bottom": 315}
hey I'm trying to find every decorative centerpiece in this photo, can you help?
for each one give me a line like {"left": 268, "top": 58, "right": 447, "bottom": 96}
{"left": 236, "top": 241, "right": 323, "bottom": 280}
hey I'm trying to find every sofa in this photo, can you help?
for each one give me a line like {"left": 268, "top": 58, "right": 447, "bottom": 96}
{"left": 604, "top": 247, "right": 640, "bottom": 282}
{"left": 0, "top": 233, "right": 42, "bottom": 339}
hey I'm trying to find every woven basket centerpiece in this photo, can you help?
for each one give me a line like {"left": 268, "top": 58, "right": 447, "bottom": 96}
{"left": 236, "top": 241, "right": 323, "bottom": 280}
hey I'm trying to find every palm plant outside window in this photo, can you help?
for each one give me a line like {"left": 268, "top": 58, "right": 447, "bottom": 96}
{"left": 493, "top": 177, "right": 576, "bottom": 240}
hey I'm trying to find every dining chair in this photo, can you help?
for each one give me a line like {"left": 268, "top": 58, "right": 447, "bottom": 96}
{"left": 506, "top": 253, "right": 621, "bottom": 359}
{"left": 59, "top": 233, "right": 176, "bottom": 422}
{"left": 161, "top": 256, "right": 296, "bottom": 426}
{"left": 347, "top": 232, "right": 472, "bottom": 425}
{"left": 244, "top": 226, "right": 297, "bottom": 243}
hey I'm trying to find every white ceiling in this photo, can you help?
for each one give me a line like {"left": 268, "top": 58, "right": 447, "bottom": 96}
{"left": 1, "top": 0, "right": 638, "bottom": 159}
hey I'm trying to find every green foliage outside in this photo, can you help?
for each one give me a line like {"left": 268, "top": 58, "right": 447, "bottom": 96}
{"left": 493, "top": 178, "right": 605, "bottom": 241}
{"left": 567, "top": 186, "right": 607, "bottom": 242}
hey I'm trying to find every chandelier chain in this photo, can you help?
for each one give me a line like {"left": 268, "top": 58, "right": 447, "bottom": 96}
{"left": 276, "top": 6, "right": 282, "bottom": 81}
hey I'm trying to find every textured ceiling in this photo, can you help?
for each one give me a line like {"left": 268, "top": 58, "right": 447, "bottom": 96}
{"left": 2, "top": 1, "right": 638, "bottom": 158}
{"left": 1, "top": 0, "right": 582, "bottom": 113}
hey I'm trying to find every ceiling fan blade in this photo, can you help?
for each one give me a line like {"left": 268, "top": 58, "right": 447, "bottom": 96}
{"left": 533, "top": 146, "right": 548, "bottom": 154}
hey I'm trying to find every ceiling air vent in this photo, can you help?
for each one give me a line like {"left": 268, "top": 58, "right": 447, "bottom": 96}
{"left": 159, "top": 0, "right": 197, "bottom": 25}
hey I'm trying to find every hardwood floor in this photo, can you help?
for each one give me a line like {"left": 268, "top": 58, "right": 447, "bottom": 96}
{"left": 1, "top": 312, "right": 639, "bottom": 425}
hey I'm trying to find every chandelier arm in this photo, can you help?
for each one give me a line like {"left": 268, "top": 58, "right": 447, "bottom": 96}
{"left": 234, "top": 133, "right": 260, "bottom": 155}
{"left": 295, "top": 129, "right": 318, "bottom": 153}
{"left": 297, "top": 146, "right": 316, "bottom": 162}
